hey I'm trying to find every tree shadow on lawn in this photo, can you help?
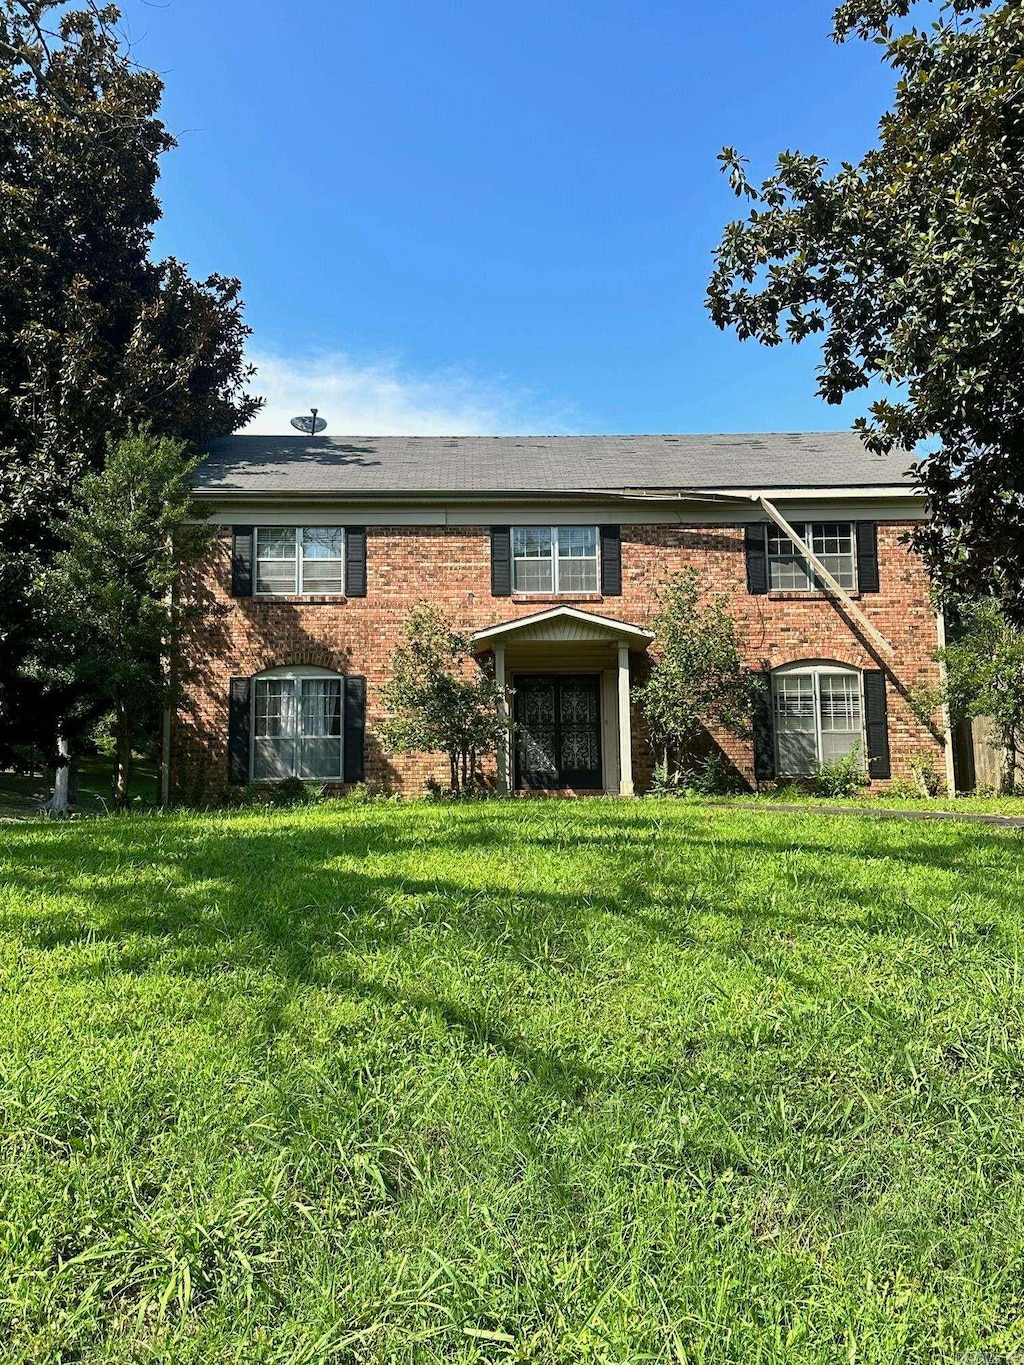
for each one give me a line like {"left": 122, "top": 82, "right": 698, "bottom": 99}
{"left": 7, "top": 803, "right": 1024, "bottom": 1365}
{"left": 4, "top": 805, "right": 1023, "bottom": 1217}
{"left": 500, "top": 798, "right": 1022, "bottom": 889}
{"left": 3, "top": 804, "right": 1019, "bottom": 1001}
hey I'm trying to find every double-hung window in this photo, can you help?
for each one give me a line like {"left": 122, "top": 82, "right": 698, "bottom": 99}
{"left": 766, "top": 522, "right": 856, "bottom": 592}
{"left": 512, "top": 526, "right": 599, "bottom": 594}
{"left": 255, "top": 527, "right": 345, "bottom": 595}
{"left": 252, "top": 669, "right": 344, "bottom": 780}
{"left": 773, "top": 665, "right": 863, "bottom": 774}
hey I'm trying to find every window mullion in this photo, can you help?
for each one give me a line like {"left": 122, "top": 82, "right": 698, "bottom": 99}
{"left": 551, "top": 527, "right": 558, "bottom": 594}
{"left": 813, "top": 672, "right": 824, "bottom": 767}
{"left": 295, "top": 526, "right": 303, "bottom": 594}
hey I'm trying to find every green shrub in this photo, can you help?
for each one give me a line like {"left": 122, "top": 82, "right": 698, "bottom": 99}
{"left": 649, "top": 752, "right": 745, "bottom": 798}
{"left": 424, "top": 777, "right": 499, "bottom": 801}
{"left": 911, "top": 757, "right": 943, "bottom": 797}
{"left": 812, "top": 747, "right": 869, "bottom": 799}
{"left": 648, "top": 758, "right": 682, "bottom": 797}
{"left": 685, "top": 752, "right": 745, "bottom": 796}
{"left": 222, "top": 778, "right": 328, "bottom": 809}
{"left": 885, "top": 776, "right": 924, "bottom": 800}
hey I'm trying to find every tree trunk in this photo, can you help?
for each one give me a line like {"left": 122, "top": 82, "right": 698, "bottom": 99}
{"left": 113, "top": 712, "right": 132, "bottom": 810}
{"left": 43, "top": 728, "right": 71, "bottom": 818}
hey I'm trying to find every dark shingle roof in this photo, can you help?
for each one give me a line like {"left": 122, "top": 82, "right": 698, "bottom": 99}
{"left": 192, "top": 432, "right": 918, "bottom": 497}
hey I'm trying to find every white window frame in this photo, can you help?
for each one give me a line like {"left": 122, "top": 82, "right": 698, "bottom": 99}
{"left": 772, "top": 663, "right": 866, "bottom": 776}
{"left": 511, "top": 525, "right": 600, "bottom": 595}
{"left": 254, "top": 526, "right": 346, "bottom": 596}
{"left": 766, "top": 522, "right": 857, "bottom": 593}
{"left": 250, "top": 665, "right": 344, "bottom": 781}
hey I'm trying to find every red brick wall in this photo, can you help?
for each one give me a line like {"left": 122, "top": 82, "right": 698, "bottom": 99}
{"left": 171, "top": 521, "right": 945, "bottom": 800}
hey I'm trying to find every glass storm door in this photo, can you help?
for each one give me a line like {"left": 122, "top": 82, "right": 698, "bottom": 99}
{"left": 514, "top": 675, "right": 602, "bottom": 789}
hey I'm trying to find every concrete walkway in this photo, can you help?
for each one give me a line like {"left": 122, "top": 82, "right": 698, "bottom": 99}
{"left": 709, "top": 801, "right": 1024, "bottom": 830}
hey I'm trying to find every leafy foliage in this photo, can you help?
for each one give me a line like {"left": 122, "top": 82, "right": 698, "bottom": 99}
{"left": 707, "top": 0, "right": 1024, "bottom": 618}
{"left": 35, "top": 430, "right": 210, "bottom": 807}
{"left": 0, "top": 2, "right": 260, "bottom": 741}
{"left": 930, "top": 597, "right": 1024, "bottom": 790}
{"left": 380, "top": 604, "right": 508, "bottom": 795}
{"left": 649, "top": 749, "right": 745, "bottom": 798}
{"left": 812, "top": 745, "right": 870, "bottom": 799}
{"left": 635, "top": 569, "right": 752, "bottom": 783}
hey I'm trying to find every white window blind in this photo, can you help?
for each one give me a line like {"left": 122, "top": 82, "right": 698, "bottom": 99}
{"left": 255, "top": 527, "right": 345, "bottom": 595}
{"left": 773, "top": 667, "right": 863, "bottom": 774}
{"left": 512, "top": 526, "right": 599, "bottom": 593}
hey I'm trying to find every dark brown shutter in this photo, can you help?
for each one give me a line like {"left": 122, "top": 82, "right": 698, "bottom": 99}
{"left": 491, "top": 527, "right": 512, "bottom": 596}
{"left": 600, "top": 525, "right": 622, "bottom": 595}
{"left": 863, "top": 670, "right": 891, "bottom": 780}
{"left": 228, "top": 676, "right": 251, "bottom": 784}
{"left": 345, "top": 527, "right": 367, "bottom": 597}
{"left": 751, "top": 670, "right": 775, "bottom": 783}
{"left": 231, "top": 527, "right": 254, "bottom": 597}
{"left": 856, "top": 522, "right": 880, "bottom": 593}
{"left": 744, "top": 524, "right": 769, "bottom": 595}
{"left": 343, "top": 675, "right": 366, "bottom": 783}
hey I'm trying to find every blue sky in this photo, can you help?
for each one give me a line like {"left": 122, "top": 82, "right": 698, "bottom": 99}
{"left": 121, "top": 0, "right": 900, "bottom": 436}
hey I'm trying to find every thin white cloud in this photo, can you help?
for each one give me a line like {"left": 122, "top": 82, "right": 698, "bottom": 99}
{"left": 242, "top": 351, "right": 582, "bottom": 436}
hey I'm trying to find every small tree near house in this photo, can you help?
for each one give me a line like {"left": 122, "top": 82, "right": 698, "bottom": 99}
{"left": 917, "top": 597, "right": 1024, "bottom": 794}
{"left": 35, "top": 430, "right": 210, "bottom": 811}
{"left": 380, "top": 604, "right": 509, "bottom": 796}
{"left": 635, "top": 569, "right": 752, "bottom": 790}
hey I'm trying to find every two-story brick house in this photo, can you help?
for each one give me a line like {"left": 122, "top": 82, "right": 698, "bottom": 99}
{"left": 170, "top": 432, "right": 948, "bottom": 801}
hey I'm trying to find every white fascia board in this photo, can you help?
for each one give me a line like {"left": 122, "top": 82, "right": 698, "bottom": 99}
{"left": 606, "top": 485, "right": 921, "bottom": 501}
{"left": 190, "top": 493, "right": 924, "bottom": 527}
{"left": 472, "top": 605, "right": 655, "bottom": 646}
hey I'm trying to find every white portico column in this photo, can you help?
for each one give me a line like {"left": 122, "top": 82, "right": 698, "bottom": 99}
{"left": 494, "top": 643, "right": 509, "bottom": 794}
{"left": 617, "top": 643, "right": 634, "bottom": 796}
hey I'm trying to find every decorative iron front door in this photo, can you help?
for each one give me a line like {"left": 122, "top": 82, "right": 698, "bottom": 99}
{"left": 514, "top": 675, "right": 602, "bottom": 790}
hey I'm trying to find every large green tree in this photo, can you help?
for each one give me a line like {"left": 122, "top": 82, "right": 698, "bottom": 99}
{"left": 707, "top": 0, "right": 1024, "bottom": 619}
{"left": 37, "top": 430, "right": 208, "bottom": 811}
{"left": 0, "top": 1, "right": 260, "bottom": 749}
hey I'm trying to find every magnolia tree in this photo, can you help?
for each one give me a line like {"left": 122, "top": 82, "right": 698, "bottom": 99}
{"left": 635, "top": 570, "right": 752, "bottom": 788}
{"left": 0, "top": 1, "right": 260, "bottom": 781}
{"left": 380, "top": 605, "right": 508, "bottom": 796}
{"left": 707, "top": 0, "right": 1024, "bottom": 620}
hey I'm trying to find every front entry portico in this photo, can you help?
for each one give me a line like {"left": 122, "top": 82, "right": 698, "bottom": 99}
{"left": 472, "top": 607, "right": 655, "bottom": 796}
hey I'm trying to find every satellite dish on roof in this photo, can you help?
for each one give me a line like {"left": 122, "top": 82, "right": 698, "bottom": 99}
{"left": 291, "top": 407, "right": 327, "bottom": 435}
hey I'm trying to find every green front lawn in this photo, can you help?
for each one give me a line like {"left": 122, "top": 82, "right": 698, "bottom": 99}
{"left": 692, "top": 790, "right": 1024, "bottom": 818}
{"left": 2, "top": 800, "right": 1023, "bottom": 1363}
